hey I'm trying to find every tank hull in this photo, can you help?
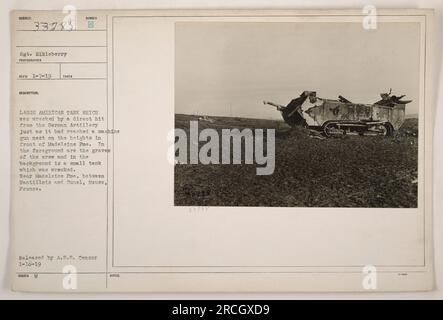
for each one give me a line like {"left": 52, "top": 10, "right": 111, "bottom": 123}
{"left": 304, "top": 100, "right": 406, "bottom": 131}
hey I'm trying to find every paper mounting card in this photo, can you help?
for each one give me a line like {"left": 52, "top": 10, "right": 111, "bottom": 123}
{"left": 10, "top": 9, "right": 435, "bottom": 292}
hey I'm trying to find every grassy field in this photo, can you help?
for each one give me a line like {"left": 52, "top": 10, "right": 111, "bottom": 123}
{"left": 174, "top": 114, "right": 418, "bottom": 208}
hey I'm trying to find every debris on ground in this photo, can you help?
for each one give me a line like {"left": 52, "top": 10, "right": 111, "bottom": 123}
{"left": 198, "top": 115, "right": 215, "bottom": 123}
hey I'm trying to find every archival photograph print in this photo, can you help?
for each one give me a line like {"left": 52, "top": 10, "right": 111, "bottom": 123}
{"left": 174, "top": 21, "right": 420, "bottom": 208}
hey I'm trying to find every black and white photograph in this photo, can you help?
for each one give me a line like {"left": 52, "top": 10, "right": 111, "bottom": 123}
{"left": 174, "top": 21, "right": 420, "bottom": 208}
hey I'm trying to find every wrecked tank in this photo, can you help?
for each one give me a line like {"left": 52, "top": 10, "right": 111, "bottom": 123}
{"left": 264, "top": 89, "right": 411, "bottom": 136}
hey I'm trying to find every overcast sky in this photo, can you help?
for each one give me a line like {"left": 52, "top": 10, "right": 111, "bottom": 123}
{"left": 175, "top": 22, "right": 420, "bottom": 119}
